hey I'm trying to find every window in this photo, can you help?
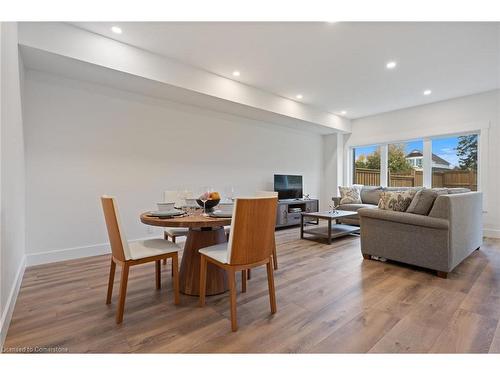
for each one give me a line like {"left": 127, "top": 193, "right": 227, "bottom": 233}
{"left": 387, "top": 140, "right": 424, "bottom": 187}
{"left": 431, "top": 134, "right": 478, "bottom": 191}
{"left": 353, "top": 145, "right": 381, "bottom": 186}
{"left": 351, "top": 132, "right": 479, "bottom": 190}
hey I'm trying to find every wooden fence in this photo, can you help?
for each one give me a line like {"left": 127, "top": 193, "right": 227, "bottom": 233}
{"left": 354, "top": 168, "right": 477, "bottom": 190}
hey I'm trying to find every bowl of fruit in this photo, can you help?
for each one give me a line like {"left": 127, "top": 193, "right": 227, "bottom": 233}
{"left": 196, "top": 191, "right": 221, "bottom": 211}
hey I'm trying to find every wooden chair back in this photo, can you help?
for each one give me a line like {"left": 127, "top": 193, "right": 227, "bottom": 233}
{"left": 101, "top": 196, "right": 131, "bottom": 262}
{"left": 228, "top": 197, "right": 278, "bottom": 265}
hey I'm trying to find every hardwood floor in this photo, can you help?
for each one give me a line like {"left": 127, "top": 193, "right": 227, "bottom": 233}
{"left": 4, "top": 226, "right": 500, "bottom": 353}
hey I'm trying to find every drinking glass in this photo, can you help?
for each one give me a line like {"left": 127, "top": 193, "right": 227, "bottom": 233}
{"left": 200, "top": 186, "right": 212, "bottom": 216}
{"left": 225, "top": 186, "right": 235, "bottom": 202}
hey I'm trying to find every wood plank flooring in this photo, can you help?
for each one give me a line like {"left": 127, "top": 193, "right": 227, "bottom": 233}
{"left": 4, "top": 226, "right": 500, "bottom": 353}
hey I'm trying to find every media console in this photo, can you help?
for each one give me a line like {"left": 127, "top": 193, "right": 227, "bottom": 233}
{"left": 275, "top": 199, "right": 319, "bottom": 228}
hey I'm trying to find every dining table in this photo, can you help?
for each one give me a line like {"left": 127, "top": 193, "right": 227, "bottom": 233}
{"left": 140, "top": 210, "right": 231, "bottom": 296}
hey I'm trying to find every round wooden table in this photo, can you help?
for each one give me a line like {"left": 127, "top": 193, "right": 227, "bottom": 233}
{"left": 140, "top": 211, "right": 231, "bottom": 296}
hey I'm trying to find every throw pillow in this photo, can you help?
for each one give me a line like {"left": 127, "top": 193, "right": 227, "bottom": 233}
{"left": 338, "top": 185, "right": 362, "bottom": 204}
{"left": 406, "top": 188, "right": 438, "bottom": 215}
{"left": 378, "top": 190, "right": 416, "bottom": 212}
{"left": 360, "top": 186, "right": 384, "bottom": 205}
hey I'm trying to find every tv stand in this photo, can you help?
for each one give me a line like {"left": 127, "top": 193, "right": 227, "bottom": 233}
{"left": 275, "top": 199, "right": 319, "bottom": 228}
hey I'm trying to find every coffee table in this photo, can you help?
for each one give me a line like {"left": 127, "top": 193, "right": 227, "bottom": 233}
{"left": 300, "top": 210, "right": 359, "bottom": 244}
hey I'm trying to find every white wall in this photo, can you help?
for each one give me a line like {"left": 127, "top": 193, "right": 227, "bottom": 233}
{"left": 321, "top": 133, "right": 346, "bottom": 210}
{"left": 23, "top": 70, "right": 324, "bottom": 264}
{"left": 0, "top": 22, "right": 26, "bottom": 347}
{"left": 347, "top": 90, "right": 500, "bottom": 238}
{"left": 19, "top": 22, "right": 350, "bottom": 134}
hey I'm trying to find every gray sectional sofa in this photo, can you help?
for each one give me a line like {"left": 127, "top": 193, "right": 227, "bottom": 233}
{"left": 333, "top": 186, "right": 483, "bottom": 277}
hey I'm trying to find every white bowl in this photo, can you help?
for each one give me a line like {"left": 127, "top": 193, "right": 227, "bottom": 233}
{"left": 157, "top": 202, "right": 175, "bottom": 211}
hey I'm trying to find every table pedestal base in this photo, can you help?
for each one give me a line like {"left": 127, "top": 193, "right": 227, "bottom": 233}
{"left": 179, "top": 227, "right": 228, "bottom": 296}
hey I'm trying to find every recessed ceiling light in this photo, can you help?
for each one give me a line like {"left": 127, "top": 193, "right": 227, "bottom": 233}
{"left": 111, "top": 26, "right": 122, "bottom": 34}
{"left": 386, "top": 61, "right": 397, "bottom": 69}
{"left": 341, "top": 111, "right": 347, "bottom": 115}
{"left": 232, "top": 71, "right": 240, "bottom": 77}
{"left": 423, "top": 89, "right": 432, "bottom": 96}
{"left": 296, "top": 94, "right": 303, "bottom": 99}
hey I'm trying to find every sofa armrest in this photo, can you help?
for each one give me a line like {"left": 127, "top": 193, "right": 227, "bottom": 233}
{"left": 428, "top": 192, "right": 483, "bottom": 269}
{"left": 358, "top": 208, "right": 449, "bottom": 230}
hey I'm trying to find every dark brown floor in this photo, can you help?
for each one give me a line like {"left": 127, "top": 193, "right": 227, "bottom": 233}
{"left": 4, "top": 226, "right": 500, "bottom": 353}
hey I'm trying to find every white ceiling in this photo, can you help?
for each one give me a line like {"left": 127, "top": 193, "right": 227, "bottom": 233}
{"left": 72, "top": 22, "right": 500, "bottom": 119}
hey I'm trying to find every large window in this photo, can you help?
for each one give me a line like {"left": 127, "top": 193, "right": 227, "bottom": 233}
{"left": 431, "top": 134, "right": 478, "bottom": 191}
{"left": 353, "top": 145, "right": 381, "bottom": 186}
{"left": 351, "top": 133, "right": 479, "bottom": 190}
{"left": 388, "top": 140, "right": 424, "bottom": 187}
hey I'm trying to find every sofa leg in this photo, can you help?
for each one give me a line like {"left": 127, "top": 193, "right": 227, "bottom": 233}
{"left": 436, "top": 271, "right": 448, "bottom": 279}
{"left": 362, "top": 254, "right": 371, "bottom": 260}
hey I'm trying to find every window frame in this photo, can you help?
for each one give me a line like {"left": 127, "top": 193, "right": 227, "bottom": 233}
{"left": 348, "top": 130, "right": 482, "bottom": 191}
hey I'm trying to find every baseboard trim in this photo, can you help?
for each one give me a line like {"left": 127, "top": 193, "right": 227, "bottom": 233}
{"left": 0, "top": 255, "right": 26, "bottom": 350}
{"left": 484, "top": 228, "right": 500, "bottom": 239}
{"left": 25, "top": 236, "right": 163, "bottom": 267}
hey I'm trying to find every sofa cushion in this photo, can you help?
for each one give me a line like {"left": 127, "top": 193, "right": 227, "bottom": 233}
{"left": 430, "top": 188, "right": 450, "bottom": 195}
{"left": 360, "top": 186, "right": 384, "bottom": 205}
{"left": 447, "top": 188, "right": 471, "bottom": 194}
{"left": 406, "top": 188, "right": 438, "bottom": 215}
{"left": 338, "top": 185, "right": 362, "bottom": 204}
{"left": 339, "top": 203, "right": 378, "bottom": 212}
{"left": 378, "top": 190, "right": 417, "bottom": 212}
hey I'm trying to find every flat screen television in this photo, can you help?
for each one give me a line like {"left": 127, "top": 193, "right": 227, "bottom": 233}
{"left": 274, "top": 174, "right": 303, "bottom": 200}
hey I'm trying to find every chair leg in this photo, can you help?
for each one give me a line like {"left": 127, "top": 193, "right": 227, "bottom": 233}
{"left": 199, "top": 255, "right": 208, "bottom": 307}
{"left": 272, "top": 246, "right": 278, "bottom": 270}
{"left": 163, "top": 233, "right": 168, "bottom": 265}
{"left": 155, "top": 260, "right": 161, "bottom": 289}
{"left": 106, "top": 258, "right": 116, "bottom": 304}
{"left": 172, "top": 254, "right": 180, "bottom": 305}
{"left": 228, "top": 270, "right": 238, "bottom": 332}
{"left": 169, "top": 237, "right": 176, "bottom": 274}
{"left": 241, "top": 270, "right": 247, "bottom": 293}
{"left": 266, "top": 261, "right": 277, "bottom": 314}
{"left": 247, "top": 269, "right": 251, "bottom": 280}
{"left": 116, "top": 263, "right": 130, "bottom": 324}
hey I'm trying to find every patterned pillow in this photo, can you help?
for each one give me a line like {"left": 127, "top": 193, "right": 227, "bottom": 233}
{"left": 378, "top": 190, "right": 417, "bottom": 212}
{"left": 338, "top": 185, "right": 362, "bottom": 204}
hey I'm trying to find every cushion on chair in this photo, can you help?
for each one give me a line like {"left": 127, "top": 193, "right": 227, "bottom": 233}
{"left": 223, "top": 225, "right": 231, "bottom": 235}
{"left": 378, "top": 190, "right": 417, "bottom": 212}
{"left": 338, "top": 185, "right": 362, "bottom": 204}
{"left": 406, "top": 188, "right": 438, "bottom": 215}
{"left": 199, "top": 242, "right": 229, "bottom": 264}
{"left": 128, "top": 239, "right": 180, "bottom": 260}
{"left": 164, "top": 227, "right": 189, "bottom": 237}
{"left": 360, "top": 186, "right": 384, "bottom": 205}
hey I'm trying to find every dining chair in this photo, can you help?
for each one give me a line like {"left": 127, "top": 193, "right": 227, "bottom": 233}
{"left": 101, "top": 196, "right": 180, "bottom": 324}
{"left": 162, "top": 190, "right": 190, "bottom": 266}
{"left": 225, "top": 191, "right": 279, "bottom": 279}
{"left": 199, "top": 197, "right": 278, "bottom": 331}
{"left": 163, "top": 190, "right": 190, "bottom": 243}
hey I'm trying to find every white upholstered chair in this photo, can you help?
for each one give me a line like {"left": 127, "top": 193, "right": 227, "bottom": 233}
{"left": 199, "top": 197, "right": 278, "bottom": 331}
{"left": 101, "top": 196, "right": 180, "bottom": 324}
